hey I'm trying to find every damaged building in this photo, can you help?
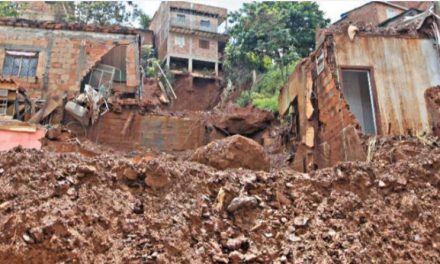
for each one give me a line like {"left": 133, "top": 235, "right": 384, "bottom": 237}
{"left": 149, "top": 1, "right": 229, "bottom": 111}
{"left": 0, "top": 17, "right": 153, "bottom": 146}
{"left": 279, "top": 7, "right": 440, "bottom": 172}
{"left": 0, "top": 18, "right": 150, "bottom": 100}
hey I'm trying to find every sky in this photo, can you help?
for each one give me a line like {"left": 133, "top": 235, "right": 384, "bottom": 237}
{"left": 136, "top": 0, "right": 369, "bottom": 23}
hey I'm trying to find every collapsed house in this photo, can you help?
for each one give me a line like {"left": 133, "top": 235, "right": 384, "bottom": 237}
{"left": 279, "top": 7, "right": 440, "bottom": 172}
{"left": 0, "top": 18, "right": 151, "bottom": 99}
{"left": 0, "top": 17, "right": 154, "bottom": 146}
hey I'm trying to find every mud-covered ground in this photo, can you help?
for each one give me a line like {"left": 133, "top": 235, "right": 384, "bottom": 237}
{"left": 0, "top": 136, "right": 439, "bottom": 263}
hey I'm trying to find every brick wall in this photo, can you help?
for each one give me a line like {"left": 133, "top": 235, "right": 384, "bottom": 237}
{"left": 191, "top": 36, "right": 218, "bottom": 61}
{"left": 0, "top": 26, "right": 139, "bottom": 98}
{"left": 169, "top": 33, "right": 190, "bottom": 55}
{"left": 335, "top": 2, "right": 405, "bottom": 25}
{"left": 280, "top": 36, "right": 367, "bottom": 171}
{"left": 168, "top": 32, "right": 218, "bottom": 62}
{"left": 313, "top": 38, "right": 366, "bottom": 168}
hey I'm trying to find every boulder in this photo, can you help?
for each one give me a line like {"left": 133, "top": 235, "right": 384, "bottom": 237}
{"left": 191, "top": 135, "right": 270, "bottom": 171}
{"left": 211, "top": 106, "right": 274, "bottom": 136}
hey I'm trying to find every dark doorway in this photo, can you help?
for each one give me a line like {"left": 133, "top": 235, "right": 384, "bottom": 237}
{"left": 341, "top": 69, "right": 377, "bottom": 134}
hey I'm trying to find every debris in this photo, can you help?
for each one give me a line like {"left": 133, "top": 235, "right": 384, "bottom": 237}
{"left": 226, "top": 196, "right": 258, "bottom": 213}
{"left": 214, "top": 187, "right": 226, "bottom": 211}
{"left": 22, "top": 233, "right": 34, "bottom": 244}
{"left": 225, "top": 236, "right": 249, "bottom": 250}
{"left": 132, "top": 200, "right": 144, "bottom": 214}
{"left": 0, "top": 136, "right": 438, "bottom": 262}
{"left": 28, "top": 98, "right": 59, "bottom": 124}
{"left": 123, "top": 167, "right": 138, "bottom": 181}
{"left": 347, "top": 24, "right": 359, "bottom": 40}
{"left": 46, "top": 126, "right": 62, "bottom": 140}
{"left": 293, "top": 216, "right": 309, "bottom": 227}
{"left": 121, "top": 112, "right": 135, "bottom": 136}
{"left": 288, "top": 233, "right": 301, "bottom": 242}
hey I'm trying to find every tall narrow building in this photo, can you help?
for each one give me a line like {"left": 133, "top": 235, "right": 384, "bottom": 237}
{"left": 149, "top": 1, "right": 228, "bottom": 78}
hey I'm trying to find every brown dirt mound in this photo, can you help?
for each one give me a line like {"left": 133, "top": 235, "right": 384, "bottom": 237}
{"left": 0, "top": 137, "right": 439, "bottom": 263}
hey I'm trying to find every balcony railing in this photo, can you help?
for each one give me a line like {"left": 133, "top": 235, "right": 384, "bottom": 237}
{"left": 170, "top": 17, "right": 218, "bottom": 33}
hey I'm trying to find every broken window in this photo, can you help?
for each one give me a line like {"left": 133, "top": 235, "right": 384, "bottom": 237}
{"left": 87, "top": 64, "right": 117, "bottom": 97}
{"left": 199, "top": 39, "right": 209, "bottom": 49}
{"left": 175, "top": 35, "right": 185, "bottom": 47}
{"left": 2, "top": 50, "right": 38, "bottom": 78}
{"left": 100, "top": 45, "right": 127, "bottom": 83}
{"left": 341, "top": 69, "right": 377, "bottom": 135}
{"left": 200, "top": 19, "right": 210, "bottom": 28}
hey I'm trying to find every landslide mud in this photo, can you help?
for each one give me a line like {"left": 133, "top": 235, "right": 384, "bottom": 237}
{"left": 0, "top": 137, "right": 439, "bottom": 263}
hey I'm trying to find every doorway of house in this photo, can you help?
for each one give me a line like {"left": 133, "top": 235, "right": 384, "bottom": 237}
{"left": 341, "top": 69, "right": 377, "bottom": 135}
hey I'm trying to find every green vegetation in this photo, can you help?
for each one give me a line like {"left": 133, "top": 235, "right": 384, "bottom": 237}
{"left": 236, "top": 62, "right": 297, "bottom": 113}
{"left": 226, "top": 2, "right": 329, "bottom": 112}
{"left": 0, "top": 2, "right": 26, "bottom": 17}
{"left": 75, "top": 1, "right": 140, "bottom": 26}
{"left": 138, "top": 10, "right": 151, "bottom": 29}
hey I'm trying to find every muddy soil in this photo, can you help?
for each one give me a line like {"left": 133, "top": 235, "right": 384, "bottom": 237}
{"left": 0, "top": 136, "right": 439, "bottom": 263}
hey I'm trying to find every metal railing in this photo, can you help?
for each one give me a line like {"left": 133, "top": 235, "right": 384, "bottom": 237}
{"left": 170, "top": 17, "right": 218, "bottom": 33}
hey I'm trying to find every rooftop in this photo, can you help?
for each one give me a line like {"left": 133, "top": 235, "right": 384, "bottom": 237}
{"left": 0, "top": 17, "right": 151, "bottom": 35}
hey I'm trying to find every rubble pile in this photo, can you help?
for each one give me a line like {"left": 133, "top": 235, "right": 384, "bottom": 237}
{"left": 0, "top": 137, "right": 439, "bottom": 263}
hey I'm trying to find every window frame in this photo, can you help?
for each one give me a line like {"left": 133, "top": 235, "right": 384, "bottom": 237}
{"left": 175, "top": 35, "right": 185, "bottom": 48}
{"left": 176, "top": 14, "right": 186, "bottom": 23}
{"left": 339, "top": 66, "right": 381, "bottom": 135}
{"left": 199, "top": 39, "right": 210, "bottom": 49}
{"left": 2, "top": 50, "right": 39, "bottom": 78}
{"left": 200, "top": 19, "right": 211, "bottom": 28}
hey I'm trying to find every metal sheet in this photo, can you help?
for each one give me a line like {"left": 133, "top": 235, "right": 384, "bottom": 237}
{"left": 334, "top": 35, "right": 440, "bottom": 134}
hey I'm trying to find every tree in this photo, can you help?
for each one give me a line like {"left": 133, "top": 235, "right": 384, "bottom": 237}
{"left": 0, "top": 2, "right": 25, "bottom": 17}
{"left": 138, "top": 10, "right": 151, "bottom": 30}
{"left": 226, "top": 2, "right": 329, "bottom": 79}
{"left": 226, "top": 2, "right": 329, "bottom": 112}
{"left": 75, "top": 1, "right": 139, "bottom": 26}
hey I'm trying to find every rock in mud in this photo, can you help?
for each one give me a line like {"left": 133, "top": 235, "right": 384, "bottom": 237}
{"left": 191, "top": 135, "right": 270, "bottom": 171}
{"left": 211, "top": 105, "right": 274, "bottom": 136}
{"left": 123, "top": 167, "right": 138, "bottom": 180}
{"left": 227, "top": 196, "right": 258, "bottom": 212}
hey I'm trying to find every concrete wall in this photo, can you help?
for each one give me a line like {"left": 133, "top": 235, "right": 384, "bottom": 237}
{"left": 0, "top": 26, "right": 139, "bottom": 98}
{"left": 150, "top": 2, "right": 170, "bottom": 60}
{"left": 334, "top": 34, "right": 440, "bottom": 135}
{"left": 88, "top": 111, "right": 207, "bottom": 151}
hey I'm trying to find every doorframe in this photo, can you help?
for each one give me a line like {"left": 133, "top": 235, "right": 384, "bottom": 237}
{"left": 338, "top": 65, "right": 382, "bottom": 135}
